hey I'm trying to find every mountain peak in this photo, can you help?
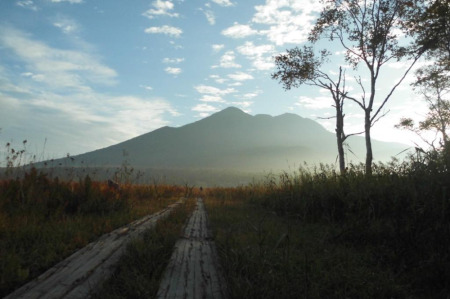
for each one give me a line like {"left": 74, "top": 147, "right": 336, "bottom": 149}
{"left": 216, "top": 106, "right": 248, "bottom": 116}
{"left": 203, "top": 107, "right": 250, "bottom": 123}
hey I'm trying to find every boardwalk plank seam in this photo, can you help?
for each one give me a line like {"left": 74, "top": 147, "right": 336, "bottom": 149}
{"left": 156, "top": 198, "right": 228, "bottom": 299}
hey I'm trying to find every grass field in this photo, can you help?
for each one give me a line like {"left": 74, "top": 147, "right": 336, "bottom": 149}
{"left": 205, "top": 161, "right": 450, "bottom": 298}
{"left": 0, "top": 167, "right": 186, "bottom": 297}
{"left": 2, "top": 151, "right": 450, "bottom": 298}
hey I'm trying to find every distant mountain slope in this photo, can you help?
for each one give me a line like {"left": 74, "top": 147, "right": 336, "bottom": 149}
{"left": 44, "top": 107, "right": 408, "bottom": 172}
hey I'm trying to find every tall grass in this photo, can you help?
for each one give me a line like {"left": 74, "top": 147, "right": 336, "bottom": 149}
{"left": 206, "top": 156, "right": 450, "bottom": 298}
{"left": 0, "top": 167, "right": 184, "bottom": 297}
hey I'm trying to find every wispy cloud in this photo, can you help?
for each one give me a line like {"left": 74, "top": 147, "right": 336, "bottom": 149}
{"left": 228, "top": 71, "right": 254, "bottom": 81}
{"left": 212, "top": 44, "right": 224, "bottom": 52}
{"left": 240, "top": 91, "right": 261, "bottom": 99}
{"left": 140, "top": 85, "right": 154, "bottom": 91}
{"left": 295, "top": 96, "right": 332, "bottom": 109}
{"left": 211, "top": 0, "right": 234, "bottom": 7}
{"left": 195, "top": 84, "right": 236, "bottom": 96}
{"left": 162, "top": 57, "right": 185, "bottom": 64}
{"left": 52, "top": 15, "right": 79, "bottom": 35}
{"left": 165, "top": 67, "right": 182, "bottom": 75}
{"left": 200, "top": 8, "right": 216, "bottom": 25}
{"left": 218, "top": 51, "right": 241, "bottom": 68}
{"left": 199, "top": 95, "right": 225, "bottom": 103}
{"left": 0, "top": 26, "right": 117, "bottom": 91}
{"left": 145, "top": 25, "right": 182, "bottom": 37}
{"left": 9, "top": 94, "right": 178, "bottom": 155}
{"left": 222, "top": 23, "right": 258, "bottom": 38}
{"left": 0, "top": 26, "right": 178, "bottom": 156}
{"left": 231, "top": 101, "right": 253, "bottom": 112}
{"left": 252, "top": 0, "right": 323, "bottom": 46}
{"left": 209, "top": 74, "right": 227, "bottom": 84}
{"left": 191, "top": 103, "right": 220, "bottom": 118}
{"left": 16, "top": 0, "right": 38, "bottom": 10}
{"left": 237, "top": 41, "right": 275, "bottom": 70}
{"left": 143, "top": 0, "right": 179, "bottom": 19}
{"left": 49, "top": 0, "right": 83, "bottom": 3}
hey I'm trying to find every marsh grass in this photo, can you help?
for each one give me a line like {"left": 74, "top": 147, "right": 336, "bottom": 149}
{"left": 205, "top": 159, "right": 450, "bottom": 298}
{"left": 0, "top": 168, "right": 184, "bottom": 297}
{"left": 91, "top": 198, "right": 196, "bottom": 298}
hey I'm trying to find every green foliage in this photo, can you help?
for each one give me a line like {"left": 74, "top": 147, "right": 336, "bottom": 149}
{"left": 412, "top": 0, "right": 450, "bottom": 67}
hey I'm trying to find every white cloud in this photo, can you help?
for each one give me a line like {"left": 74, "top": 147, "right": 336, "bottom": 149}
{"left": 18, "top": 95, "right": 177, "bottom": 155}
{"left": 53, "top": 16, "right": 79, "bottom": 34}
{"left": 192, "top": 103, "right": 220, "bottom": 117}
{"left": 165, "top": 67, "right": 182, "bottom": 75}
{"left": 21, "top": 72, "right": 45, "bottom": 82}
{"left": 144, "top": 25, "right": 182, "bottom": 37}
{"left": 17, "top": 0, "right": 38, "bottom": 10}
{"left": 295, "top": 96, "right": 331, "bottom": 109}
{"left": 222, "top": 23, "right": 258, "bottom": 38}
{"left": 231, "top": 101, "right": 253, "bottom": 112}
{"left": 212, "top": 44, "right": 224, "bottom": 52}
{"left": 209, "top": 74, "right": 227, "bottom": 84}
{"left": 0, "top": 27, "right": 178, "bottom": 157}
{"left": 237, "top": 41, "right": 275, "bottom": 70}
{"left": 50, "top": 0, "right": 83, "bottom": 3}
{"left": 252, "top": 0, "right": 324, "bottom": 46}
{"left": 169, "top": 41, "right": 183, "bottom": 49}
{"left": 211, "top": 0, "right": 234, "bottom": 7}
{"left": 240, "top": 91, "right": 261, "bottom": 99}
{"left": 140, "top": 85, "right": 153, "bottom": 91}
{"left": 202, "top": 9, "right": 215, "bottom": 25}
{"left": 200, "top": 95, "right": 225, "bottom": 103}
{"left": 228, "top": 71, "right": 254, "bottom": 81}
{"left": 219, "top": 51, "right": 241, "bottom": 68}
{"left": 162, "top": 57, "right": 185, "bottom": 63}
{"left": 195, "top": 85, "right": 236, "bottom": 96}
{"left": 0, "top": 26, "right": 117, "bottom": 91}
{"left": 142, "top": 0, "right": 179, "bottom": 19}
{"left": 386, "top": 61, "right": 411, "bottom": 69}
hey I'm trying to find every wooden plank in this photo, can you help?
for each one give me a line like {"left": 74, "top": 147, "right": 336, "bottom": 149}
{"left": 156, "top": 198, "right": 228, "bottom": 299}
{"left": 4, "top": 199, "right": 185, "bottom": 299}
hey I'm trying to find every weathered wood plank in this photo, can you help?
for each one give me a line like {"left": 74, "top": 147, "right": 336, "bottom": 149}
{"left": 4, "top": 199, "right": 185, "bottom": 299}
{"left": 156, "top": 198, "right": 228, "bottom": 299}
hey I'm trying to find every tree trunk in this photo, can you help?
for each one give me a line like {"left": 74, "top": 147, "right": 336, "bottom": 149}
{"left": 365, "top": 110, "right": 373, "bottom": 175}
{"left": 336, "top": 108, "right": 346, "bottom": 174}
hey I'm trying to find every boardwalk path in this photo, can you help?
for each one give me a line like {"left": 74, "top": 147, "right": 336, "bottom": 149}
{"left": 157, "top": 198, "right": 228, "bottom": 299}
{"left": 5, "top": 199, "right": 185, "bottom": 299}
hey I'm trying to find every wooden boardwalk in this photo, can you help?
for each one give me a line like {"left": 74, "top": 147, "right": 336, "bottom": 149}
{"left": 4, "top": 199, "right": 185, "bottom": 299}
{"left": 157, "top": 198, "right": 228, "bottom": 299}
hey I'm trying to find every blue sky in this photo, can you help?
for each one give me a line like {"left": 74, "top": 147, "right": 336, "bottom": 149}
{"left": 0, "top": 0, "right": 429, "bottom": 161}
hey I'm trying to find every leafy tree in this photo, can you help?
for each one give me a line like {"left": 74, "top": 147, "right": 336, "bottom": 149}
{"left": 412, "top": 0, "right": 450, "bottom": 70}
{"left": 272, "top": 46, "right": 358, "bottom": 173}
{"left": 310, "top": 0, "right": 427, "bottom": 175}
{"left": 397, "top": 1, "right": 450, "bottom": 152}
{"left": 396, "top": 67, "right": 450, "bottom": 149}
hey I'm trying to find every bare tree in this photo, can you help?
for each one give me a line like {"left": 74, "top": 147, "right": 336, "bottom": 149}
{"left": 310, "top": 0, "right": 426, "bottom": 175}
{"left": 272, "top": 46, "right": 360, "bottom": 173}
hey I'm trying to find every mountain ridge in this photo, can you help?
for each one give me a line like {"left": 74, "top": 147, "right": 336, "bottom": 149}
{"left": 38, "top": 107, "right": 408, "bottom": 174}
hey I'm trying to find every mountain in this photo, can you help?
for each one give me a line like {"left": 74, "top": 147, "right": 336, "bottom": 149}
{"left": 37, "top": 107, "right": 409, "bottom": 185}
